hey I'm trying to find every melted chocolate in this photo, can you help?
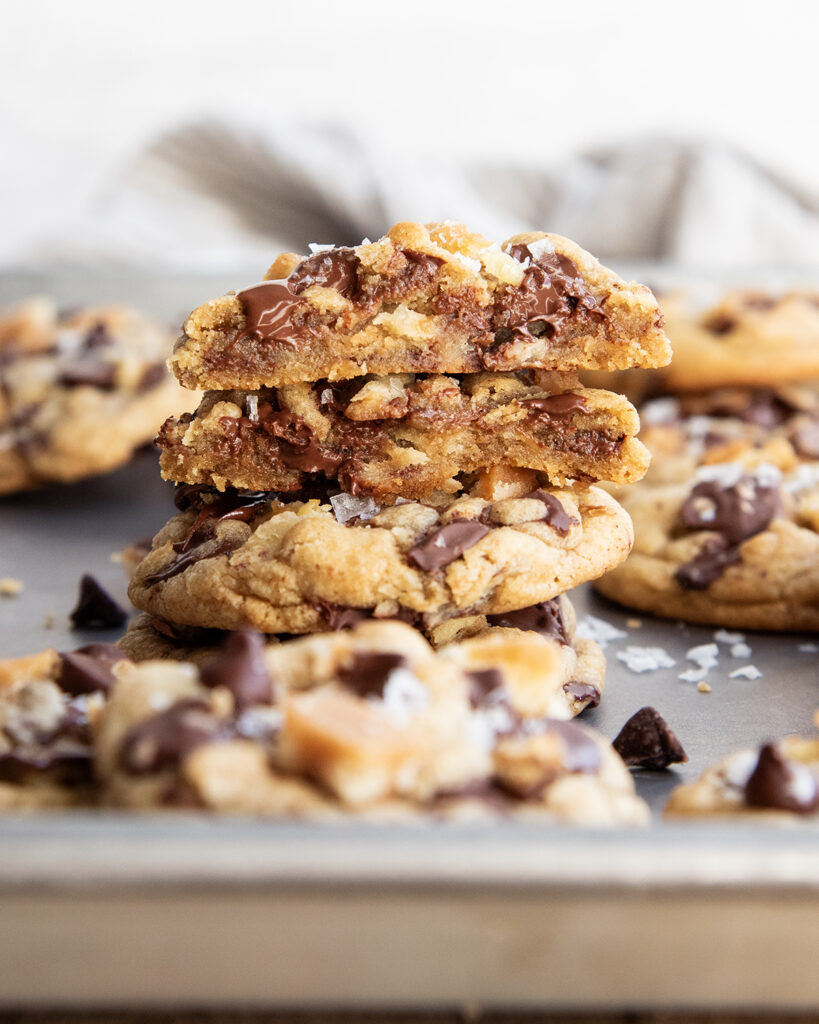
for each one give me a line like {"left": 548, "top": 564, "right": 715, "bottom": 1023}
{"left": 289, "top": 248, "right": 360, "bottom": 298}
{"left": 58, "top": 649, "right": 121, "bottom": 696}
{"left": 199, "top": 630, "right": 273, "bottom": 710}
{"left": 466, "top": 668, "right": 506, "bottom": 708}
{"left": 486, "top": 599, "right": 569, "bottom": 644}
{"left": 259, "top": 409, "right": 344, "bottom": 474}
{"left": 521, "top": 394, "right": 589, "bottom": 418}
{"left": 408, "top": 520, "right": 490, "bottom": 571}
{"left": 612, "top": 707, "right": 687, "bottom": 769}
{"left": 136, "top": 363, "right": 168, "bottom": 393}
{"left": 142, "top": 537, "right": 239, "bottom": 587}
{"left": 69, "top": 575, "right": 128, "bottom": 630}
{"left": 337, "top": 652, "right": 407, "bottom": 699}
{"left": 675, "top": 536, "right": 742, "bottom": 590}
{"left": 524, "top": 490, "right": 578, "bottom": 536}
{"left": 58, "top": 360, "right": 117, "bottom": 389}
{"left": 119, "top": 699, "right": 231, "bottom": 775}
{"left": 542, "top": 719, "right": 602, "bottom": 774}
{"left": 562, "top": 681, "right": 600, "bottom": 708}
{"left": 236, "top": 281, "right": 305, "bottom": 347}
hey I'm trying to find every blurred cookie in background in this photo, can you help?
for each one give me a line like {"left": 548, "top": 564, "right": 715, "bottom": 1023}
{"left": 0, "top": 297, "right": 193, "bottom": 494}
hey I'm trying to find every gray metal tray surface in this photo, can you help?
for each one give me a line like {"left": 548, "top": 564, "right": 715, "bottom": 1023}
{"left": 0, "top": 271, "right": 818, "bottom": 1013}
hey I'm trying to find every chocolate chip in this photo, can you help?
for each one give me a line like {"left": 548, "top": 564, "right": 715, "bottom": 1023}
{"left": 69, "top": 575, "right": 127, "bottom": 629}
{"left": 487, "top": 599, "right": 569, "bottom": 644}
{"left": 521, "top": 394, "right": 589, "bottom": 418}
{"left": 142, "top": 537, "right": 240, "bottom": 586}
{"left": 704, "top": 313, "right": 736, "bottom": 335}
{"left": 524, "top": 490, "right": 578, "bottom": 536}
{"left": 136, "top": 362, "right": 167, "bottom": 393}
{"left": 744, "top": 743, "right": 818, "bottom": 814}
{"left": 259, "top": 409, "right": 343, "bottom": 474}
{"left": 679, "top": 477, "right": 780, "bottom": 545}
{"left": 119, "top": 699, "right": 230, "bottom": 775}
{"left": 675, "top": 536, "right": 743, "bottom": 590}
{"left": 199, "top": 630, "right": 273, "bottom": 710}
{"left": 337, "top": 652, "right": 407, "bottom": 699}
{"left": 408, "top": 521, "right": 490, "bottom": 571}
{"left": 236, "top": 281, "right": 305, "bottom": 347}
{"left": 58, "top": 645, "right": 125, "bottom": 695}
{"left": 543, "top": 720, "right": 603, "bottom": 774}
{"left": 288, "top": 248, "right": 360, "bottom": 298}
{"left": 58, "top": 360, "right": 117, "bottom": 389}
{"left": 562, "top": 681, "right": 600, "bottom": 708}
{"left": 81, "top": 323, "right": 113, "bottom": 349}
{"left": 612, "top": 707, "right": 687, "bottom": 770}
{"left": 466, "top": 668, "right": 506, "bottom": 707}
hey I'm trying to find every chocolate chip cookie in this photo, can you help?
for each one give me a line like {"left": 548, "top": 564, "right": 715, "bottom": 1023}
{"left": 170, "top": 222, "right": 670, "bottom": 391}
{"left": 98, "top": 621, "right": 647, "bottom": 824}
{"left": 665, "top": 728, "right": 819, "bottom": 820}
{"left": 0, "top": 298, "right": 191, "bottom": 494}
{"left": 595, "top": 461, "right": 819, "bottom": 630}
{"left": 127, "top": 480, "right": 634, "bottom": 634}
{"left": 158, "top": 374, "right": 649, "bottom": 497}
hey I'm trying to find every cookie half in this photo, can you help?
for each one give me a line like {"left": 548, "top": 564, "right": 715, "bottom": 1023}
{"left": 170, "top": 222, "right": 670, "bottom": 391}
{"left": 128, "top": 481, "right": 634, "bottom": 633}
{"left": 158, "top": 375, "right": 649, "bottom": 497}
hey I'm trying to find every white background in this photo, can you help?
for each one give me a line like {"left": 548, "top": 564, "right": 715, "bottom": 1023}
{"left": 0, "top": 0, "right": 816, "bottom": 262}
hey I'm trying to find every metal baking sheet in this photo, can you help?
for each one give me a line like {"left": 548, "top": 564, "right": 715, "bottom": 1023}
{"left": 0, "top": 271, "right": 818, "bottom": 1013}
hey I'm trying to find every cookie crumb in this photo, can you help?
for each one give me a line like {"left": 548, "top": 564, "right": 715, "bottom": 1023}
{"left": 43, "top": 614, "right": 55, "bottom": 629}
{"left": 616, "top": 646, "right": 675, "bottom": 673}
{"left": 697, "top": 681, "right": 712, "bottom": 693}
{"left": 0, "top": 577, "right": 23, "bottom": 596}
{"left": 626, "top": 618, "right": 643, "bottom": 628}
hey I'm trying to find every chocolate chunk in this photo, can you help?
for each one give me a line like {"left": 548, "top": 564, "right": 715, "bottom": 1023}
{"left": 136, "top": 362, "right": 167, "bottom": 393}
{"left": 543, "top": 720, "right": 603, "bottom": 774}
{"left": 81, "top": 322, "right": 114, "bottom": 349}
{"left": 679, "top": 477, "right": 780, "bottom": 545}
{"left": 58, "top": 645, "right": 125, "bottom": 695}
{"left": 237, "top": 281, "right": 305, "bottom": 347}
{"left": 199, "top": 630, "right": 273, "bottom": 710}
{"left": 744, "top": 743, "right": 818, "bottom": 814}
{"left": 492, "top": 246, "right": 603, "bottom": 340}
{"left": 562, "top": 681, "right": 600, "bottom": 708}
{"left": 0, "top": 741, "right": 94, "bottom": 785}
{"left": 289, "top": 247, "right": 360, "bottom": 298}
{"left": 408, "top": 521, "right": 489, "bottom": 571}
{"left": 675, "top": 536, "right": 743, "bottom": 590}
{"left": 58, "top": 360, "right": 117, "bottom": 389}
{"left": 612, "top": 707, "right": 687, "bottom": 769}
{"left": 119, "top": 699, "right": 230, "bottom": 775}
{"left": 521, "top": 394, "right": 589, "bottom": 418}
{"left": 487, "top": 599, "right": 569, "bottom": 644}
{"left": 69, "top": 575, "right": 127, "bottom": 629}
{"left": 316, "top": 603, "right": 374, "bottom": 630}
{"left": 705, "top": 389, "right": 793, "bottom": 428}
{"left": 259, "top": 409, "right": 343, "bottom": 474}
{"left": 524, "top": 490, "right": 578, "bottom": 536}
{"left": 466, "top": 668, "right": 506, "bottom": 707}
{"left": 791, "top": 421, "right": 819, "bottom": 460}
{"left": 337, "top": 651, "right": 408, "bottom": 699}
{"left": 142, "top": 537, "right": 239, "bottom": 586}
{"left": 175, "top": 489, "right": 270, "bottom": 553}
{"left": 703, "top": 313, "right": 736, "bottom": 335}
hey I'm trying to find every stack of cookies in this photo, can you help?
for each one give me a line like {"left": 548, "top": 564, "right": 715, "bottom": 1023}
{"left": 125, "top": 222, "right": 670, "bottom": 713}
{"left": 596, "top": 288, "right": 819, "bottom": 630}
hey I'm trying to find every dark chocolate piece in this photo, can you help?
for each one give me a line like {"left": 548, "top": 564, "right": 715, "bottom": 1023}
{"left": 612, "top": 706, "right": 687, "bottom": 769}
{"left": 562, "top": 681, "right": 600, "bottom": 708}
{"left": 58, "top": 647, "right": 123, "bottom": 696}
{"left": 521, "top": 394, "right": 589, "bottom": 417}
{"left": 142, "top": 538, "right": 239, "bottom": 586}
{"left": 679, "top": 477, "right": 780, "bottom": 545}
{"left": 81, "top": 323, "right": 114, "bottom": 349}
{"left": 408, "top": 521, "right": 489, "bottom": 571}
{"left": 199, "top": 630, "right": 273, "bottom": 710}
{"left": 236, "top": 281, "right": 305, "bottom": 347}
{"left": 69, "top": 575, "right": 127, "bottom": 629}
{"left": 675, "top": 536, "right": 742, "bottom": 590}
{"left": 337, "top": 652, "right": 407, "bottom": 699}
{"left": 259, "top": 408, "right": 343, "bottom": 475}
{"left": 58, "top": 360, "right": 117, "bottom": 389}
{"left": 744, "top": 743, "right": 818, "bottom": 814}
{"left": 524, "top": 490, "right": 578, "bottom": 536}
{"left": 289, "top": 247, "right": 360, "bottom": 298}
{"left": 136, "top": 363, "right": 167, "bottom": 393}
{"left": 119, "top": 699, "right": 230, "bottom": 775}
{"left": 543, "top": 719, "right": 603, "bottom": 774}
{"left": 487, "top": 599, "right": 569, "bottom": 644}
{"left": 466, "top": 668, "right": 506, "bottom": 707}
